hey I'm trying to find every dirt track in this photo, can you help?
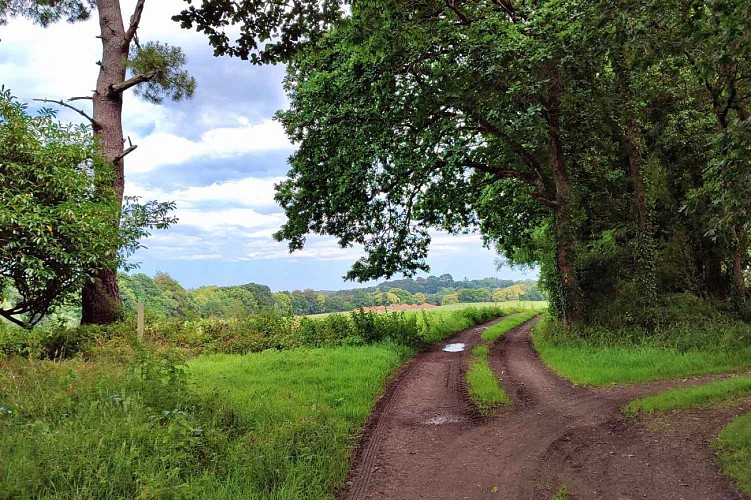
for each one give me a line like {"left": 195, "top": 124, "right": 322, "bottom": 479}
{"left": 343, "top": 318, "right": 750, "bottom": 500}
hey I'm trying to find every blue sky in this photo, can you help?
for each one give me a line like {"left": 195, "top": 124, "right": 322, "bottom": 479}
{"left": 0, "top": 0, "right": 537, "bottom": 291}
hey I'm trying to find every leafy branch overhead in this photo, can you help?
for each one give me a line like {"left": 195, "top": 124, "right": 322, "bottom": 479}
{"left": 182, "top": 0, "right": 751, "bottom": 324}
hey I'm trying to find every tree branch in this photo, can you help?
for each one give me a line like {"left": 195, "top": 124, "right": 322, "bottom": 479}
{"left": 110, "top": 71, "right": 157, "bottom": 94}
{"left": 33, "top": 98, "right": 95, "bottom": 125}
{"left": 114, "top": 137, "right": 138, "bottom": 162}
{"left": 0, "top": 308, "right": 30, "bottom": 329}
{"left": 124, "top": 0, "right": 146, "bottom": 48}
{"left": 69, "top": 95, "right": 93, "bottom": 101}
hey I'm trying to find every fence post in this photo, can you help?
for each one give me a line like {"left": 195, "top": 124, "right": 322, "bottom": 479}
{"left": 137, "top": 296, "right": 144, "bottom": 341}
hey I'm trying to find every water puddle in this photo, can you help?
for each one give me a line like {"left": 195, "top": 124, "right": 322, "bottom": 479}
{"left": 424, "top": 415, "right": 464, "bottom": 425}
{"left": 442, "top": 343, "right": 465, "bottom": 352}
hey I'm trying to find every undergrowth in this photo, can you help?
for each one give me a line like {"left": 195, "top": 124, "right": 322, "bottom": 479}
{"left": 0, "top": 305, "right": 512, "bottom": 360}
{"left": 0, "top": 305, "right": 509, "bottom": 498}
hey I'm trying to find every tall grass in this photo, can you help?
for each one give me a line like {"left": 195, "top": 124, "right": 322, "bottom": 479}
{"left": 532, "top": 315, "right": 751, "bottom": 385}
{"left": 0, "top": 306, "right": 513, "bottom": 360}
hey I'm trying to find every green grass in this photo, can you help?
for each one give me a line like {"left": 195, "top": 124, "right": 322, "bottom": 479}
{"left": 466, "top": 358, "right": 509, "bottom": 413}
{"left": 623, "top": 375, "right": 751, "bottom": 416}
{"left": 532, "top": 315, "right": 751, "bottom": 386}
{"left": 550, "top": 484, "right": 569, "bottom": 500}
{"left": 0, "top": 304, "right": 511, "bottom": 498}
{"left": 436, "top": 301, "right": 547, "bottom": 312}
{"left": 715, "top": 411, "right": 751, "bottom": 495}
{"left": 187, "top": 345, "right": 411, "bottom": 498}
{"left": 305, "top": 301, "right": 546, "bottom": 318}
{"left": 481, "top": 310, "right": 541, "bottom": 343}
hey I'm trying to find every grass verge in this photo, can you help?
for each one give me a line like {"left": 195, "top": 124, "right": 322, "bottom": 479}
{"left": 532, "top": 315, "right": 751, "bottom": 385}
{"left": 187, "top": 345, "right": 411, "bottom": 498}
{"left": 623, "top": 375, "right": 751, "bottom": 416}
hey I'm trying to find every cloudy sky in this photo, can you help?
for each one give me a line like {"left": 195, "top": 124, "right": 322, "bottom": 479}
{"left": 0, "top": 0, "right": 536, "bottom": 291}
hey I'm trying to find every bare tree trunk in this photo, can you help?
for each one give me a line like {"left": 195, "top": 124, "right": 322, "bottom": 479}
{"left": 81, "top": 0, "right": 128, "bottom": 324}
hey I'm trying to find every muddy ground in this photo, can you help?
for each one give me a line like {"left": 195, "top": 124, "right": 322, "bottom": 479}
{"left": 343, "top": 318, "right": 750, "bottom": 500}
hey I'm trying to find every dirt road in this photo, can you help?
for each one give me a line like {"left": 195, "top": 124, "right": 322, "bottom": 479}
{"left": 344, "top": 318, "right": 748, "bottom": 500}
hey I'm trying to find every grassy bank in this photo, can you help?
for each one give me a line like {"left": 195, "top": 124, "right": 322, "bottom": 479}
{"left": 0, "top": 305, "right": 508, "bottom": 498}
{"left": 532, "top": 315, "right": 751, "bottom": 385}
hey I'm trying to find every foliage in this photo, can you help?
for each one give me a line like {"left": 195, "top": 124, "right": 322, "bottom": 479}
{"left": 0, "top": 304, "right": 512, "bottom": 359}
{"left": 180, "top": 0, "right": 751, "bottom": 325}
{"left": 127, "top": 41, "right": 196, "bottom": 104}
{"left": 623, "top": 375, "right": 751, "bottom": 416}
{"left": 0, "top": 0, "right": 94, "bottom": 26}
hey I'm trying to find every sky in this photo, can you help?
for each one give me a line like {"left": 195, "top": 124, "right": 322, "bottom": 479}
{"left": 0, "top": 0, "right": 537, "bottom": 291}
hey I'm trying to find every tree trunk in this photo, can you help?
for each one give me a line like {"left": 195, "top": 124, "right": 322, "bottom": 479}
{"left": 81, "top": 0, "right": 127, "bottom": 324}
{"left": 732, "top": 228, "right": 747, "bottom": 296}
{"left": 622, "top": 119, "right": 657, "bottom": 302}
{"left": 546, "top": 66, "right": 582, "bottom": 324}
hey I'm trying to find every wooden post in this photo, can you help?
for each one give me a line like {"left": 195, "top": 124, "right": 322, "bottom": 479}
{"left": 137, "top": 296, "right": 144, "bottom": 341}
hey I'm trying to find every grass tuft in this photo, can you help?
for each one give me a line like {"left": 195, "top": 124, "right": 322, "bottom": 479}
{"left": 623, "top": 375, "right": 751, "bottom": 416}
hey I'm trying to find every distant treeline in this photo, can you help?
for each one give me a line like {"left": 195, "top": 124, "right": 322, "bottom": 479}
{"left": 118, "top": 273, "right": 545, "bottom": 319}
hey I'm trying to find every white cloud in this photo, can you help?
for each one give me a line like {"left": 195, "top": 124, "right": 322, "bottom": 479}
{"left": 129, "top": 120, "right": 292, "bottom": 173}
{"left": 127, "top": 175, "right": 285, "bottom": 212}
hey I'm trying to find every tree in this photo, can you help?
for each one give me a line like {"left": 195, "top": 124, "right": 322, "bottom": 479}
{"left": 2, "top": 0, "right": 195, "bottom": 324}
{"left": 0, "top": 89, "right": 163, "bottom": 328}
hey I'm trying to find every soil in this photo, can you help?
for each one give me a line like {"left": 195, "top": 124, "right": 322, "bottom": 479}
{"left": 343, "top": 318, "right": 750, "bottom": 500}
